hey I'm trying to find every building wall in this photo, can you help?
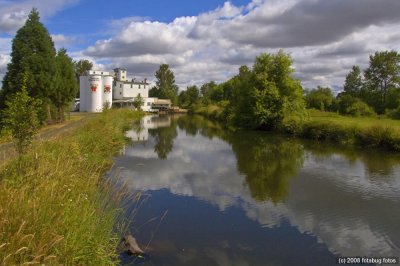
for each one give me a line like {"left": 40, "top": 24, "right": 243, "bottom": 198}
{"left": 114, "top": 81, "right": 149, "bottom": 99}
{"left": 79, "top": 74, "right": 113, "bottom": 113}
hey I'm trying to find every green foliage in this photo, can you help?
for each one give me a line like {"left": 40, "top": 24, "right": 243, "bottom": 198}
{"left": 344, "top": 65, "right": 364, "bottom": 98}
{"left": 52, "top": 48, "right": 78, "bottom": 122}
{"left": 364, "top": 50, "right": 400, "bottom": 113}
{"left": 152, "top": 64, "right": 179, "bottom": 105}
{"left": 178, "top": 85, "right": 199, "bottom": 108}
{"left": 1, "top": 8, "right": 56, "bottom": 123}
{"left": 230, "top": 51, "right": 306, "bottom": 129}
{"left": 305, "top": 86, "right": 334, "bottom": 111}
{"left": 132, "top": 94, "right": 144, "bottom": 110}
{"left": 386, "top": 106, "right": 400, "bottom": 120}
{"left": 280, "top": 109, "right": 400, "bottom": 151}
{"left": 2, "top": 87, "right": 40, "bottom": 155}
{"left": 345, "top": 99, "right": 376, "bottom": 117}
{"left": 73, "top": 59, "right": 93, "bottom": 80}
{"left": 336, "top": 94, "right": 376, "bottom": 117}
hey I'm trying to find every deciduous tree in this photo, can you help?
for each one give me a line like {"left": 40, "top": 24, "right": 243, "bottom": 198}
{"left": 364, "top": 50, "right": 400, "bottom": 113}
{"left": 153, "top": 64, "right": 178, "bottom": 105}
{"left": 52, "top": 48, "right": 78, "bottom": 122}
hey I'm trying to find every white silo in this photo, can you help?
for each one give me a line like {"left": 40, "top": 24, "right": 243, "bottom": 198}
{"left": 87, "top": 75, "right": 103, "bottom": 112}
{"left": 103, "top": 76, "right": 113, "bottom": 109}
{"left": 79, "top": 76, "right": 87, "bottom": 112}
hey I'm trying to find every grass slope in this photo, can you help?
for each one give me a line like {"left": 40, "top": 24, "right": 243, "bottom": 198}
{"left": 0, "top": 109, "right": 142, "bottom": 265}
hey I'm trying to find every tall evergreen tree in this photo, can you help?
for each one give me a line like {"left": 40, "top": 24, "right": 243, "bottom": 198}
{"left": 153, "top": 64, "right": 178, "bottom": 105}
{"left": 52, "top": 48, "right": 78, "bottom": 122}
{"left": 0, "top": 8, "right": 56, "bottom": 123}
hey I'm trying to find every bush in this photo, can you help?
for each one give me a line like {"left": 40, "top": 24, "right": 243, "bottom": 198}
{"left": 2, "top": 88, "right": 41, "bottom": 155}
{"left": 345, "top": 100, "right": 376, "bottom": 117}
{"left": 356, "top": 126, "right": 400, "bottom": 151}
{"left": 386, "top": 107, "right": 400, "bottom": 120}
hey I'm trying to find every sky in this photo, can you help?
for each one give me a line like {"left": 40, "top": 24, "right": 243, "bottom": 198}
{"left": 0, "top": 0, "right": 399, "bottom": 92}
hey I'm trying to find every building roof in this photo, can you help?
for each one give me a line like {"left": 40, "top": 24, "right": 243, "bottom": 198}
{"left": 116, "top": 80, "right": 151, "bottom": 85}
{"left": 154, "top": 99, "right": 172, "bottom": 105}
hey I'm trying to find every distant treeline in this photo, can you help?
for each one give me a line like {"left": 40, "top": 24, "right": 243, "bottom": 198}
{"left": 178, "top": 49, "right": 400, "bottom": 128}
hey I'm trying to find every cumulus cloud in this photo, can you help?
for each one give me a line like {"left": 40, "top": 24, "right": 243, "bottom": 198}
{"left": 51, "top": 34, "right": 79, "bottom": 49}
{"left": 0, "top": 0, "right": 79, "bottom": 34}
{"left": 82, "top": 0, "right": 400, "bottom": 91}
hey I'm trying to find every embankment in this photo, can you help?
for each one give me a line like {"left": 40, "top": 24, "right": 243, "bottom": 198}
{"left": 0, "top": 109, "right": 143, "bottom": 265}
{"left": 193, "top": 105, "right": 400, "bottom": 152}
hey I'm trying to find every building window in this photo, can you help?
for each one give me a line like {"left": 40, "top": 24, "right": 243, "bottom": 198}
{"left": 139, "top": 85, "right": 141, "bottom": 89}
{"left": 131, "top": 84, "right": 132, "bottom": 88}
{"left": 147, "top": 102, "right": 151, "bottom": 106}
{"left": 101, "top": 72, "right": 103, "bottom": 74}
{"left": 120, "top": 84, "right": 122, "bottom": 88}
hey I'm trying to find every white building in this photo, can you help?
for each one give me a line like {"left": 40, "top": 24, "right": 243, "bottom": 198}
{"left": 79, "top": 68, "right": 170, "bottom": 112}
{"left": 79, "top": 70, "right": 113, "bottom": 112}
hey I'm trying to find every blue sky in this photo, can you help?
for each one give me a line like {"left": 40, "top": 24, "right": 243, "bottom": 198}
{"left": 46, "top": 0, "right": 251, "bottom": 51}
{"left": 0, "top": 0, "right": 399, "bottom": 90}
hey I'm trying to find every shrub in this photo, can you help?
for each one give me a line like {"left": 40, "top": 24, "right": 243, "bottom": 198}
{"left": 345, "top": 100, "right": 376, "bottom": 117}
{"left": 386, "top": 107, "right": 400, "bottom": 120}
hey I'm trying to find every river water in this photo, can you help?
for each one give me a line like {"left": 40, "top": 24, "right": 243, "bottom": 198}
{"left": 114, "top": 115, "right": 400, "bottom": 266}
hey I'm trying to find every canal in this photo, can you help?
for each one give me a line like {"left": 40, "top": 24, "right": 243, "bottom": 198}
{"left": 113, "top": 115, "right": 400, "bottom": 265}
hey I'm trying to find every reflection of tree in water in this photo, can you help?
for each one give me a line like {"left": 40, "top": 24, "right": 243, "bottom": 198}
{"left": 148, "top": 120, "right": 178, "bottom": 160}
{"left": 303, "top": 142, "right": 400, "bottom": 177}
{"left": 177, "top": 115, "right": 304, "bottom": 203}
{"left": 177, "top": 115, "right": 225, "bottom": 139}
{"left": 228, "top": 132, "right": 304, "bottom": 203}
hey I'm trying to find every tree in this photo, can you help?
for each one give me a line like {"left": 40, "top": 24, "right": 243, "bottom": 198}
{"left": 364, "top": 50, "right": 400, "bottom": 113}
{"left": 73, "top": 59, "right": 93, "bottom": 97}
{"left": 343, "top": 66, "right": 364, "bottom": 98}
{"left": 178, "top": 85, "right": 199, "bottom": 108}
{"left": 52, "top": 48, "right": 78, "bottom": 122}
{"left": 153, "top": 64, "right": 178, "bottom": 105}
{"left": 231, "top": 51, "right": 305, "bottom": 129}
{"left": 2, "top": 85, "right": 40, "bottom": 156}
{"left": 305, "top": 86, "right": 335, "bottom": 111}
{"left": 73, "top": 59, "right": 93, "bottom": 81}
{"left": 1, "top": 8, "right": 56, "bottom": 123}
{"left": 133, "top": 94, "right": 144, "bottom": 110}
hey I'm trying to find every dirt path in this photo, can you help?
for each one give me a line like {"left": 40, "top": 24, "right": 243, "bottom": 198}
{"left": 0, "top": 112, "right": 98, "bottom": 165}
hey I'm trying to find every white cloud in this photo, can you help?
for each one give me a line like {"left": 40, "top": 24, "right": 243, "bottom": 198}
{"left": 82, "top": 0, "right": 400, "bottom": 91}
{"left": 0, "top": 0, "right": 80, "bottom": 34}
{"left": 51, "top": 34, "right": 79, "bottom": 49}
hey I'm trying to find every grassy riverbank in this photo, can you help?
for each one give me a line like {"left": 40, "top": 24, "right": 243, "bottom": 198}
{"left": 283, "top": 110, "right": 400, "bottom": 151}
{"left": 193, "top": 104, "right": 400, "bottom": 151}
{"left": 0, "top": 109, "right": 142, "bottom": 265}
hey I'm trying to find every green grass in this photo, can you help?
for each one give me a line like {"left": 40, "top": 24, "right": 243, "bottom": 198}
{"left": 282, "top": 109, "right": 400, "bottom": 151}
{"left": 308, "top": 109, "right": 400, "bottom": 132}
{"left": 0, "top": 109, "right": 143, "bottom": 265}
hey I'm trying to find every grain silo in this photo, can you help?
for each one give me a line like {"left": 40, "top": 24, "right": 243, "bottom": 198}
{"left": 87, "top": 75, "right": 103, "bottom": 112}
{"left": 103, "top": 76, "right": 113, "bottom": 108}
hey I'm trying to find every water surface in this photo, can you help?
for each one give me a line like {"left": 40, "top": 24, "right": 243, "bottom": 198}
{"left": 114, "top": 115, "right": 400, "bottom": 266}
